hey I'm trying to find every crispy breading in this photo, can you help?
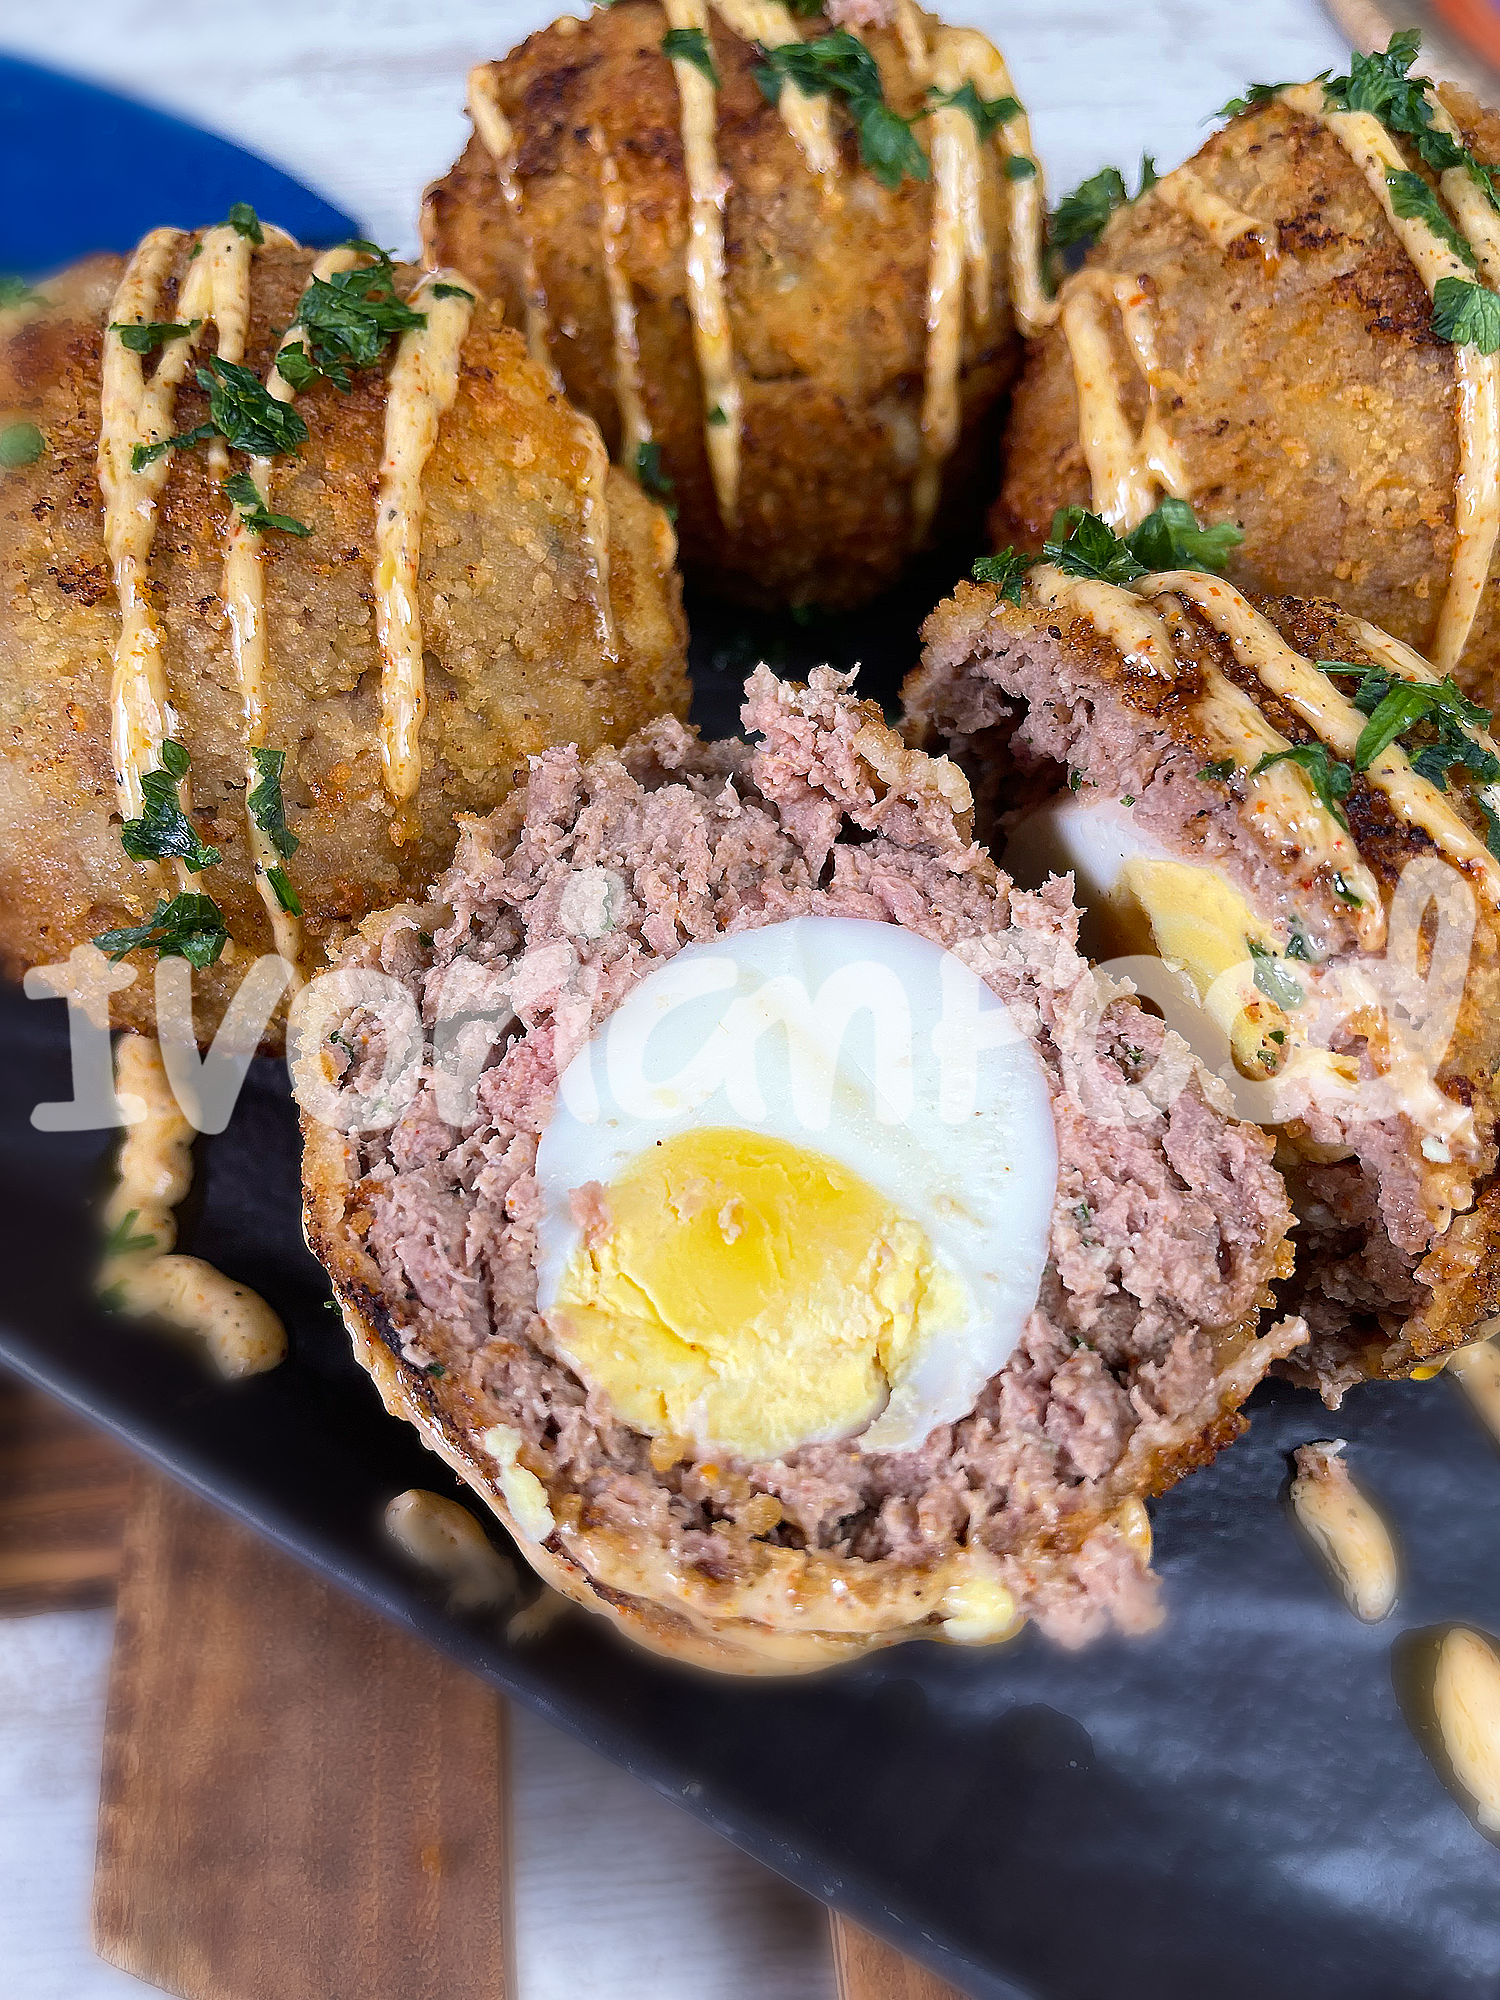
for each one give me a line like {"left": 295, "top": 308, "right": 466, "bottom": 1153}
{"left": 423, "top": 2, "right": 1021, "bottom": 610}
{"left": 0, "top": 237, "right": 688, "bottom": 1047}
{"left": 996, "top": 84, "right": 1500, "bottom": 709}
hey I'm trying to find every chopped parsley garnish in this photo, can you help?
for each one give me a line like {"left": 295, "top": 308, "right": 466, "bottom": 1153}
{"left": 1247, "top": 936, "right": 1305, "bottom": 1010}
{"left": 1068, "top": 769, "right": 1083, "bottom": 792}
{"left": 228, "top": 202, "right": 264, "bottom": 244}
{"left": 109, "top": 318, "right": 201, "bottom": 354}
{"left": 1324, "top": 31, "right": 1466, "bottom": 172}
{"left": 267, "top": 866, "right": 302, "bottom": 915}
{"left": 1217, "top": 80, "right": 1294, "bottom": 119}
{"left": 1004, "top": 156, "right": 1038, "bottom": 181}
{"left": 1482, "top": 797, "right": 1500, "bottom": 865}
{"left": 707, "top": 403, "right": 728, "bottom": 425}
{"left": 662, "top": 26, "right": 719, "bottom": 87}
{"left": 425, "top": 1362, "right": 447, "bottom": 1378}
{"left": 283, "top": 244, "right": 426, "bottom": 392}
{"left": 1049, "top": 165, "right": 1127, "bottom": 250}
{"left": 223, "top": 469, "right": 310, "bottom": 537}
{"left": 971, "top": 547, "right": 1033, "bottom": 600}
{"left": 430, "top": 282, "right": 474, "bottom": 302}
{"left": 1386, "top": 170, "right": 1477, "bottom": 270}
{"left": 132, "top": 359, "right": 309, "bottom": 469}
{"left": 0, "top": 275, "right": 47, "bottom": 309}
{"left": 633, "top": 439, "right": 677, "bottom": 519}
{"left": 755, "top": 32, "right": 928, "bottom": 190}
{"left": 928, "top": 80, "right": 1021, "bottom": 142}
{"left": 0, "top": 421, "right": 44, "bottom": 468}
{"left": 1198, "top": 758, "right": 1236, "bottom": 782}
{"left": 1043, "top": 506, "right": 1146, "bottom": 582}
{"left": 1332, "top": 870, "right": 1364, "bottom": 907}
{"left": 94, "top": 892, "right": 230, "bottom": 968}
{"left": 248, "top": 745, "right": 300, "bottom": 862}
{"left": 1048, "top": 157, "right": 1157, "bottom": 253}
{"left": 1322, "top": 660, "right": 1500, "bottom": 784}
{"left": 1123, "top": 495, "right": 1244, "bottom": 573}
{"left": 1041, "top": 500, "right": 1243, "bottom": 585}
{"left": 120, "top": 740, "right": 221, "bottom": 871}
{"left": 1251, "top": 741, "right": 1353, "bottom": 824}
{"left": 103, "top": 1208, "right": 156, "bottom": 1257}
{"left": 1432, "top": 277, "right": 1500, "bottom": 354}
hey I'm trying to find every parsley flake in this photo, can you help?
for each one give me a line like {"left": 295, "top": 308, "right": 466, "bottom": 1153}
{"left": 248, "top": 745, "right": 300, "bottom": 863}
{"left": 1432, "top": 276, "right": 1500, "bottom": 353}
{"left": 285, "top": 245, "right": 426, "bottom": 391}
{"left": 120, "top": 740, "right": 221, "bottom": 872}
{"left": 0, "top": 275, "right": 47, "bottom": 310}
{"left": 1386, "top": 170, "right": 1477, "bottom": 270}
{"left": 633, "top": 439, "right": 678, "bottom": 519}
{"left": 228, "top": 202, "right": 264, "bottom": 244}
{"left": 94, "top": 892, "right": 230, "bottom": 968}
{"left": 928, "top": 80, "right": 1021, "bottom": 142}
{"left": 1216, "top": 80, "right": 1294, "bottom": 119}
{"left": 0, "top": 421, "right": 44, "bottom": 469}
{"left": 1124, "top": 495, "right": 1244, "bottom": 573}
{"left": 103, "top": 1208, "right": 157, "bottom": 1257}
{"left": 1252, "top": 741, "right": 1353, "bottom": 824}
{"left": 430, "top": 282, "right": 474, "bottom": 302}
{"left": 223, "top": 469, "right": 310, "bottom": 537}
{"left": 110, "top": 318, "right": 202, "bottom": 355}
{"left": 1050, "top": 165, "right": 1127, "bottom": 250}
{"left": 1005, "top": 156, "right": 1038, "bottom": 180}
{"left": 1198, "top": 758, "right": 1236, "bottom": 782}
{"left": 1482, "top": 797, "right": 1500, "bottom": 865}
{"left": 707, "top": 403, "right": 728, "bottom": 425}
{"left": 132, "top": 359, "right": 309, "bottom": 470}
{"left": 1043, "top": 506, "right": 1146, "bottom": 583}
{"left": 971, "top": 547, "right": 1033, "bottom": 600}
{"left": 755, "top": 32, "right": 928, "bottom": 190}
{"left": 1247, "top": 936, "right": 1305, "bottom": 1010}
{"left": 662, "top": 26, "right": 719, "bottom": 87}
{"left": 1324, "top": 31, "right": 1467, "bottom": 173}
{"left": 267, "top": 866, "right": 303, "bottom": 915}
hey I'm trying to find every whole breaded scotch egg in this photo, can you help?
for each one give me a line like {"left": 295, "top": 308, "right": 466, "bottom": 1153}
{"left": 301, "top": 667, "right": 1301, "bottom": 1672}
{"left": 0, "top": 218, "right": 687, "bottom": 1049}
{"left": 996, "top": 33, "right": 1500, "bottom": 709}
{"left": 908, "top": 511, "right": 1500, "bottom": 1405}
{"left": 423, "top": 0, "right": 1050, "bottom": 610}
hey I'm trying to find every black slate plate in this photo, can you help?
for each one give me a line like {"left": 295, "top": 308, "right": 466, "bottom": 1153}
{"left": 7, "top": 581, "right": 1500, "bottom": 1998}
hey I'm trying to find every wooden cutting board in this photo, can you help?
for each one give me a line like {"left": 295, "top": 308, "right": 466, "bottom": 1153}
{"left": 93, "top": 1469, "right": 513, "bottom": 2000}
{"left": 832, "top": 1916, "right": 967, "bottom": 2000}
{"left": 0, "top": 1369, "right": 131, "bottom": 1614}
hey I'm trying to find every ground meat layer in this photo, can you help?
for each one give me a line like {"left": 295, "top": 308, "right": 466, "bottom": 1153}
{"left": 303, "top": 668, "right": 1299, "bottom": 1669}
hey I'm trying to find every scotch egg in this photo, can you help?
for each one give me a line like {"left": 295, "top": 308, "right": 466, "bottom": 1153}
{"left": 911, "top": 564, "right": 1500, "bottom": 1403}
{"left": 303, "top": 667, "right": 1299, "bottom": 1673}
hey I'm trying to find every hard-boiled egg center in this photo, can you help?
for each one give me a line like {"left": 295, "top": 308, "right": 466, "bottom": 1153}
{"left": 546, "top": 1126, "right": 965, "bottom": 1464}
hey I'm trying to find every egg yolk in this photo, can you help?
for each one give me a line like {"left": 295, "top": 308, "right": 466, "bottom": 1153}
{"left": 544, "top": 1127, "right": 964, "bottom": 1462}
{"left": 1108, "top": 857, "right": 1272, "bottom": 997}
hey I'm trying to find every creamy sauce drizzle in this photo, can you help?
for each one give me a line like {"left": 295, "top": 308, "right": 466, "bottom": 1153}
{"left": 664, "top": 0, "right": 742, "bottom": 528}
{"left": 467, "top": 65, "right": 560, "bottom": 388}
{"left": 103, "top": 1035, "right": 285, "bottom": 1377}
{"left": 222, "top": 244, "right": 359, "bottom": 978}
{"left": 1059, "top": 270, "right": 1189, "bottom": 530}
{"left": 590, "top": 127, "right": 651, "bottom": 463}
{"left": 1145, "top": 570, "right": 1500, "bottom": 912}
{"left": 1277, "top": 83, "right": 1500, "bottom": 678}
{"left": 374, "top": 271, "right": 476, "bottom": 809}
{"left": 101, "top": 228, "right": 232, "bottom": 837}
{"left": 1029, "top": 561, "right": 1177, "bottom": 678}
{"left": 1155, "top": 164, "right": 1277, "bottom": 259}
{"left": 712, "top": 0, "right": 836, "bottom": 172}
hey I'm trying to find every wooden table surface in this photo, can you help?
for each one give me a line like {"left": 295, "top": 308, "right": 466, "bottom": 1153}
{"left": 0, "top": 4, "right": 1359, "bottom": 1994}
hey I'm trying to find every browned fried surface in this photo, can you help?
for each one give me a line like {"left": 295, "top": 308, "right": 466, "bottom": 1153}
{"left": 0, "top": 239, "right": 688, "bottom": 1045}
{"left": 995, "top": 85, "right": 1500, "bottom": 709}
{"left": 424, "top": 3, "right": 1020, "bottom": 610}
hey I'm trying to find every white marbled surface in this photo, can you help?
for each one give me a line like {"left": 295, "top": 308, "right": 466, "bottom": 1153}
{"left": 0, "top": 2, "right": 1353, "bottom": 1995}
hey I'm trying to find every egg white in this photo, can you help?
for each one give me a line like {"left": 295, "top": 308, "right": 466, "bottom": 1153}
{"left": 534, "top": 916, "right": 1058, "bottom": 1457}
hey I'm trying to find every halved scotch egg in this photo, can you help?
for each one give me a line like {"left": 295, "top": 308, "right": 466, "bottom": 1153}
{"left": 301, "top": 667, "right": 1298, "bottom": 1672}
{"left": 909, "top": 547, "right": 1500, "bottom": 1404}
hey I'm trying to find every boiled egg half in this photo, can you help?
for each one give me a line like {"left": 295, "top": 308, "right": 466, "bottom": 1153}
{"left": 534, "top": 917, "right": 1057, "bottom": 1463}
